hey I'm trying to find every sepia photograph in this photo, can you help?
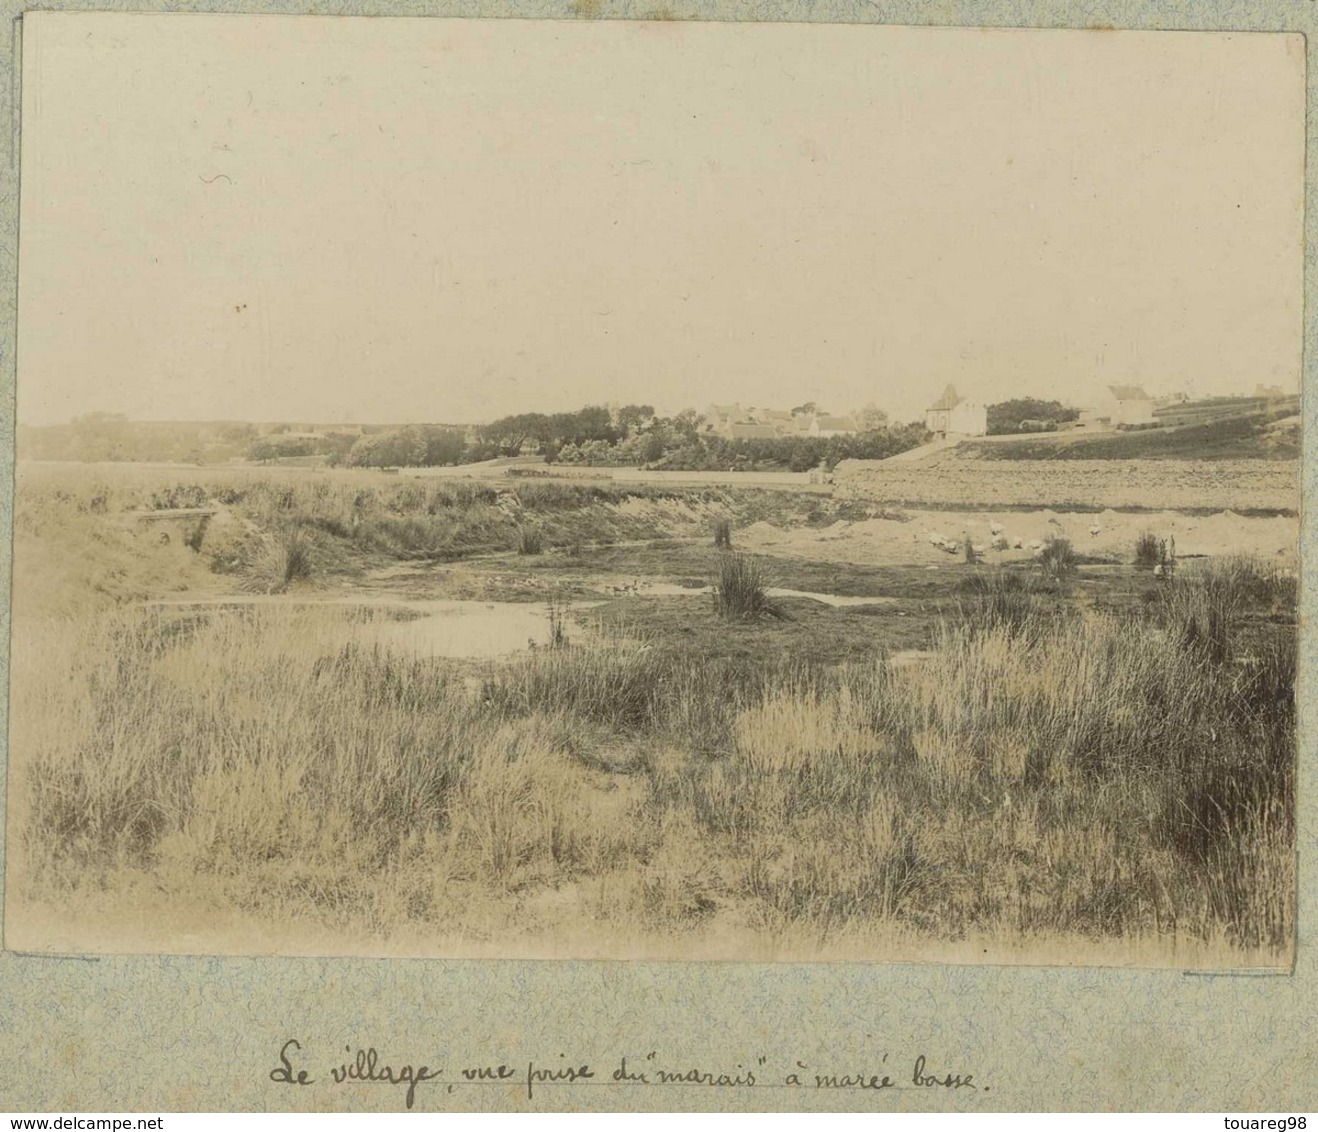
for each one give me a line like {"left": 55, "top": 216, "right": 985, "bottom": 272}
{"left": 5, "top": 13, "right": 1303, "bottom": 968}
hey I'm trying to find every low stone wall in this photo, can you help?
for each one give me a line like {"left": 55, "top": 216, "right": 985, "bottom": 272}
{"left": 833, "top": 456, "right": 1299, "bottom": 513}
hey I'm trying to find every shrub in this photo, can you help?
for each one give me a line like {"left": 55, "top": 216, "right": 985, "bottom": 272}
{"left": 1036, "top": 537, "right": 1076, "bottom": 581}
{"left": 281, "top": 528, "right": 314, "bottom": 585}
{"left": 1135, "top": 532, "right": 1177, "bottom": 576}
{"left": 239, "top": 527, "right": 317, "bottom": 593}
{"left": 517, "top": 526, "right": 544, "bottom": 556}
{"left": 1134, "top": 531, "right": 1161, "bottom": 569}
{"left": 712, "top": 554, "right": 782, "bottom": 620}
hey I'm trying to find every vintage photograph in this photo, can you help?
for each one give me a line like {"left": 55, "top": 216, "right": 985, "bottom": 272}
{"left": 5, "top": 14, "right": 1302, "bottom": 966}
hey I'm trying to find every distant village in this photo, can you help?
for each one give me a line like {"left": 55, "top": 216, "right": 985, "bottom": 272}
{"left": 20, "top": 382, "right": 1297, "bottom": 470}
{"left": 705, "top": 382, "right": 1294, "bottom": 441}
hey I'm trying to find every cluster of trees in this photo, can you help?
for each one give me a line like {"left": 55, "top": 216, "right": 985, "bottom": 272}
{"left": 337, "top": 426, "right": 475, "bottom": 469}
{"left": 335, "top": 406, "right": 660, "bottom": 468}
{"left": 312, "top": 405, "right": 929, "bottom": 472}
{"left": 26, "top": 403, "right": 929, "bottom": 473}
{"left": 558, "top": 423, "right": 929, "bottom": 472}
{"left": 478, "top": 404, "right": 658, "bottom": 457}
{"left": 248, "top": 435, "right": 318, "bottom": 462}
{"left": 986, "top": 399, "right": 1079, "bottom": 435}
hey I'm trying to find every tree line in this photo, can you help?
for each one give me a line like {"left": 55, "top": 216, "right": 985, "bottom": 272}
{"left": 330, "top": 405, "right": 930, "bottom": 472}
{"left": 29, "top": 398, "right": 1075, "bottom": 469}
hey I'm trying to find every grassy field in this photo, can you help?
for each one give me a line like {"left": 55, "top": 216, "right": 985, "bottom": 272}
{"left": 835, "top": 454, "right": 1297, "bottom": 514}
{"left": 960, "top": 411, "right": 1300, "bottom": 462}
{"left": 6, "top": 463, "right": 1297, "bottom": 963}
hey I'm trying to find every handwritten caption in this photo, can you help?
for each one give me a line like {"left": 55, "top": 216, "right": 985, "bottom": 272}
{"left": 270, "top": 1039, "right": 981, "bottom": 1109}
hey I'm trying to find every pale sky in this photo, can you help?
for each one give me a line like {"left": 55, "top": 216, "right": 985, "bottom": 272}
{"left": 16, "top": 14, "right": 1305, "bottom": 426}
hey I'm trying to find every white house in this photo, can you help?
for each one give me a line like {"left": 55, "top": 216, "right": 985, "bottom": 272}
{"left": 924, "top": 385, "right": 987, "bottom": 438}
{"left": 1099, "top": 385, "right": 1155, "bottom": 427}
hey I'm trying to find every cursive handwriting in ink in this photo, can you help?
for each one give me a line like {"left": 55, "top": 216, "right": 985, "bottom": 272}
{"left": 265, "top": 1041, "right": 984, "bottom": 1107}
{"left": 462, "top": 1063, "right": 516, "bottom": 1081}
{"left": 814, "top": 1070, "right": 895, "bottom": 1090}
{"left": 793, "top": 1051, "right": 894, "bottom": 1090}
{"left": 330, "top": 1045, "right": 441, "bottom": 1109}
{"left": 610, "top": 1054, "right": 756, "bottom": 1087}
{"left": 653, "top": 1065, "right": 756, "bottom": 1086}
{"left": 269, "top": 1039, "right": 315, "bottom": 1086}
{"left": 526, "top": 1057, "right": 595, "bottom": 1100}
{"left": 913, "top": 1055, "right": 976, "bottom": 1090}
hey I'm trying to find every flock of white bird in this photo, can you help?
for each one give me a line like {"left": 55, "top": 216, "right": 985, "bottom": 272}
{"left": 921, "top": 516, "right": 1105, "bottom": 559}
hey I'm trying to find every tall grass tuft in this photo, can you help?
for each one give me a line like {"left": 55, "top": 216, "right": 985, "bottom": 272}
{"left": 239, "top": 527, "right": 318, "bottom": 593}
{"left": 1036, "top": 537, "right": 1076, "bottom": 582}
{"left": 1134, "top": 531, "right": 1162, "bottom": 569}
{"left": 282, "top": 528, "right": 314, "bottom": 584}
{"left": 546, "top": 598, "right": 570, "bottom": 650}
{"left": 956, "top": 570, "right": 1045, "bottom": 638}
{"left": 1135, "top": 532, "right": 1178, "bottom": 576}
{"left": 712, "top": 554, "right": 783, "bottom": 620}
{"left": 517, "top": 526, "right": 544, "bottom": 556}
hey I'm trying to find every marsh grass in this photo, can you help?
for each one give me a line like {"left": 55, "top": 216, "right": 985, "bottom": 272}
{"left": 545, "top": 598, "right": 571, "bottom": 649}
{"left": 7, "top": 463, "right": 1296, "bottom": 960}
{"left": 1134, "top": 531, "right": 1162, "bottom": 569}
{"left": 1036, "top": 537, "right": 1077, "bottom": 582}
{"left": 954, "top": 570, "right": 1048, "bottom": 638}
{"left": 11, "top": 553, "right": 1294, "bottom": 957}
{"left": 1135, "top": 531, "right": 1179, "bottom": 576}
{"left": 238, "top": 527, "right": 321, "bottom": 594}
{"left": 712, "top": 554, "right": 785, "bottom": 620}
{"left": 14, "top": 465, "right": 841, "bottom": 591}
{"left": 517, "top": 526, "right": 545, "bottom": 556}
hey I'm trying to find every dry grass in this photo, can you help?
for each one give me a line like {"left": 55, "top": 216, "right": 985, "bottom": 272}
{"left": 6, "top": 465, "right": 1296, "bottom": 961}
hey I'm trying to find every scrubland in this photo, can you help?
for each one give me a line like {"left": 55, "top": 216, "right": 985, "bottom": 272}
{"left": 5, "top": 464, "right": 1297, "bottom": 963}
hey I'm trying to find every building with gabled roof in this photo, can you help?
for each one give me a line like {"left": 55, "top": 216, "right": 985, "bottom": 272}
{"left": 809, "top": 415, "right": 858, "bottom": 438}
{"left": 1100, "top": 384, "right": 1155, "bottom": 427}
{"left": 924, "top": 385, "right": 987, "bottom": 437}
{"left": 728, "top": 422, "right": 782, "bottom": 441}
